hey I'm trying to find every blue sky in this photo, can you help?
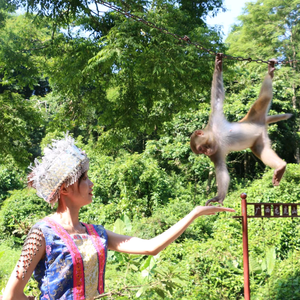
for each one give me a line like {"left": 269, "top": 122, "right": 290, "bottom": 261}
{"left": 206, "top": 0, "right": 254, "bottom": 40}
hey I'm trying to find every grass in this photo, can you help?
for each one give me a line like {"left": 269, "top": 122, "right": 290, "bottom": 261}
{"left": 0, "top": 241, "right": 21, "bottom": 294}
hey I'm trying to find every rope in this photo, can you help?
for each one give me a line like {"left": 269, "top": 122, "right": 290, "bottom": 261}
{"left": 96, "top": 0, "right": 299, "bottom": 66}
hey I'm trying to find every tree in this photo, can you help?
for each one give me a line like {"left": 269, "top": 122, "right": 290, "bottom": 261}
{"left": 5, "top": 0, "right": 226, "bottom": 154}
{"left": 226, "top": 0, "right": 300, "bottom": 108}
{"left": 226, "top": 0, "right": 300, "bottom": 162}
{"left": 0, "top": 13, "right": 53, "bottom": 166}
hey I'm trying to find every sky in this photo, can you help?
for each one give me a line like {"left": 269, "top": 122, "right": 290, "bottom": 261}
{"left": 206, "top": 0, "right": 254, "bottom": 41}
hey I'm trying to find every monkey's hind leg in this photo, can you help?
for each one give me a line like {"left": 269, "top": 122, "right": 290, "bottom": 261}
{"left": 251, "top": 140, "right": 287, "bottom": 186}
{"left": 272, "top": 164, "right": 286, "bottom": 186}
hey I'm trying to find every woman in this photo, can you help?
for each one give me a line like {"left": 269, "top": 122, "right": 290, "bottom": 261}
{"left": 3, "top": 134, "right": 235, "bottom": 300}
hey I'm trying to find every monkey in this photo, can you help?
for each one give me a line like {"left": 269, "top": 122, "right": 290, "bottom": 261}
{"left": 190, "top": 54, "right": 292, "bottom": 206}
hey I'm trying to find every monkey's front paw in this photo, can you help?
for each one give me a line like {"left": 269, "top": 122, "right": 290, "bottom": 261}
{"left": 205, "top": 197, "right": 224, "bottom": 206}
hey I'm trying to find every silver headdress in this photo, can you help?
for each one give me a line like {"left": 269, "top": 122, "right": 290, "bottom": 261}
{"left": 29, "top": 134, "right": 89, "bottom": 207}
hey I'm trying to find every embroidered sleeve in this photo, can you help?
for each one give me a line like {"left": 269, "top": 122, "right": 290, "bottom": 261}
{"left": 16, "top": 227, "right": 44, "bottom": 279}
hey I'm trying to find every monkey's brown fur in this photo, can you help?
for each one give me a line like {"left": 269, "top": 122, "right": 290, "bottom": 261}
{"left": 190, "top": 54, "right": 292, "bottom": 206}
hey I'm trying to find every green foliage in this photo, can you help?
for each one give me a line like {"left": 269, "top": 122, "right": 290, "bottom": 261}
{"left": 103, "top": 216, "right": 190, "bottom": 299}
{"left": 0, "top": 14, "right": 52, "bottom": 88}
{"left": 0, "top": 163, "right": 25, "bottom": 204}
{"left": 84, "top": 150, "right": 175, "bottom": 221}
{"left": 1, "top": 0, "right": 300, "bottom": 298}
{"left": 24, "top": 277, "right": 41, "bottom": 298}
{"left": 226, "top": 0, "right": 300, "bottom": 111}
{"left": 225, "top": 0, "right": 300, "bottom": 174}
{"left": 92, "top": 164, "right": 300, "bottom": 299}
{"left": 0, "top": 188, "right": 52, "bottom": 243}
{"left": 237, "top": 164, "right": 300, "bottom": 203}
{"left": 252, "top": 251, "right": 300, "bottom": 300}
{"left": 0, "top": 242, "right": 21, "bottom": 291}
{"left": 22, "top": 0, "right": 225, "bottom": 144}
{"left": 0, "top": 91, "right": 43, "bottom": 167}
{"left": 226, "top": 0, "right": 300, "bottom": 59}
{"left": 84, "top": 13, "right": 222, "bottom": 136}
{"left": 0, "top": 241, "right": 41, "bottom": 297}
{"left": 0, "top": 13, "right": 50, "bottom": 166}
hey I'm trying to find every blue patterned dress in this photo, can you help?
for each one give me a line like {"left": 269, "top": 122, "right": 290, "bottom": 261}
{"left": 32, "top": 217, "right": 108, "bottom": 300}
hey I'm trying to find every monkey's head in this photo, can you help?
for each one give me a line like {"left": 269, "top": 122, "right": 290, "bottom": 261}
{"left": 190, "top": 129, "right": 218, "bottom": 156}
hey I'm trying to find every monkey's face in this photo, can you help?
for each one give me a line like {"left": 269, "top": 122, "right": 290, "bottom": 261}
{"left": 190, "top": 130, "right": 217, "bottom": 156}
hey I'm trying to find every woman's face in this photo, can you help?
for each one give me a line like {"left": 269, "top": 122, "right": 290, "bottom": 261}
{"left": 69, "top": 171, "right": 94, "bottom": 207}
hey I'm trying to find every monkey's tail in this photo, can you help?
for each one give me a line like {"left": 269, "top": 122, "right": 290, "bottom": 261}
{"left": 266, "top": 114, "right": 293, "bottom": 124}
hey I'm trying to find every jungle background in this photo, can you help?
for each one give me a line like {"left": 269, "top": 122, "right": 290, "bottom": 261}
{"left": 0, "top": 0, "right": 300, "bottom": 298}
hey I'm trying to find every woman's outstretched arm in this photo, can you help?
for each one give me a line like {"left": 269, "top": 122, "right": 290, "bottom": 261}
{"left": 107, "top": 206, "right": 235, "bottom": 255}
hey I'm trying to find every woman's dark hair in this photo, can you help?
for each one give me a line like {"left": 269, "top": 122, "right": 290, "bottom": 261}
{"left": 27, "top": 172, "right": 35, "bottom": 188}
{"left": 78, "top": 172, "right": 87, "bottom": 186}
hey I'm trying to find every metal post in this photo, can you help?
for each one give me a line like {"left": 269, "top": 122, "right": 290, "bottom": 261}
{"left": 241, "top": 193, "right": 250, "bottom": 300}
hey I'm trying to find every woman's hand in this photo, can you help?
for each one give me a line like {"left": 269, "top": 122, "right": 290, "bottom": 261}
{"left": 193, "top": 205, "right": 236, "bottom": 217}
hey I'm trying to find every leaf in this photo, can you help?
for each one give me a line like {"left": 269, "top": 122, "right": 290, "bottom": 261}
{"left": 265, "top": 246, "right": 276, "bottom": 275}
{"left": 141, "top": 269, "right": 150, "bottom": 278}
{"left": 113, "top": 218, "right": 125, "bottom": 235}
{"left": 171, "top": 277, "right": 187, "bottom": 286}
{"left": 130, "top": 264, "right": 138, "bottom": 271}
{"left": 123, "top": 214, "right": 132, "bottom": 233}
{"left": 106, "top": 251, "right": 115, "bottom": 261}
{"left": 154, "top": 287, "right": 165, "bottom": 299}
{"left": 249, "top": 255, "right": 262, "bottom": 274}
{"left": 114, "top": 252, "right": 125, "bottom": 263}
{"left": 140, "top": 255, "right": 152, "bottom": 271}
{"left": 136, "top": 286, "right": 147, "bottom": 298}
{"left": 148, "top": 255, "right": 157, "bottom": 271}
{"left": 12, "top": 236, "right": 23, "bottom": 243}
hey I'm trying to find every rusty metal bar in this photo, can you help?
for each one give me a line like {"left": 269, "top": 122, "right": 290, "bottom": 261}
{"left": 234, "top": 215, "right": 300, "bottom": 218}
{"left": 233, "top": 202, "right": 300, "bottom": 218}
{"left": 241, "top": 193, "right": 251, "bottom": 300}
{"left": 233, "top": 197, "right": 300, "bottom": 299}
{"left": 247, "top": 202, "right": 300, "bottom": 205}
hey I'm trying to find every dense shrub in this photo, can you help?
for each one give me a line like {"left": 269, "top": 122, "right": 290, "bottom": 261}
{"left": 86, "top": 151, "right": 175, "bottom": 220}
{"left": 252, "top": 251, "right": 300, "bottom": 300}
{"left": 0, "top": 188, "right": 53, "bottom": 243}
{"left": 0, "top": 164, "right": 25, "bottom": 205}
{"left": 1, "top": 162, "right": 300, "bottom": 298}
